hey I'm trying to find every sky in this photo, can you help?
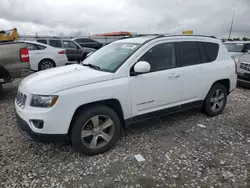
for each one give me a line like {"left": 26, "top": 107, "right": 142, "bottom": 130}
{"left": 0, "top": 0, "right": 249, "bottom": 38}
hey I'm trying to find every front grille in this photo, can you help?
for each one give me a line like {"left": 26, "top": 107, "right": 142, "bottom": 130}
{"left": 16, "top": 91, "right": 27, "bottom": 108}
{"left": 239, "top": 62, "right": 250, "bottom": 71}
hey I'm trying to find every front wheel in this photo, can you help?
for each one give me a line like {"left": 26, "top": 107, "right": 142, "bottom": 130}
{"left": 203, "top": 83, "right": 227, "bottom": 117}
{"left": 70, "top": 105, "right": 122, "bottom": 155}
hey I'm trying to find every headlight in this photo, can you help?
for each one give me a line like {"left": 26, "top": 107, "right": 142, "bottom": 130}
{"left": 31, "top": 95, "right": 58, "bottom": 108}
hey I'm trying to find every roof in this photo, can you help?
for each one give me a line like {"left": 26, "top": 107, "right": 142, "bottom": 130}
{"left": 224, "top": 41, "right": 250, "bottom": 44}
{"left": 94, "top": 31, "right": 132, "bottom": 36}
{"left": 24, "top": 40, "right": 50, "bottom": 47}
{"left": 114, "top": 34, "right": 219, "bottom": 44}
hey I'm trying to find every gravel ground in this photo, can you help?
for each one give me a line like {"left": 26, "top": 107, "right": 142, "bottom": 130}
{"left": 1, "top": 80, "right": 250, "bottom": 188}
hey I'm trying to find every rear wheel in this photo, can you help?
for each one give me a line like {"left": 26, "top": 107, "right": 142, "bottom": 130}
{"left": 203, "top": 83, "right": 227, "bottom": 116}
{"left": 38, "top": 59, "right": 56, "bottom": 70}
{"left": 70, "top": 105, "right": 121, "bottom": 155}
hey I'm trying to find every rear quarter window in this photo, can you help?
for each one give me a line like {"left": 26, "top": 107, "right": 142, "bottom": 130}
{"left": 49, "top": 40, "right": 62, "bottom": 48}
{"left": 37, "top": 39, "right": 47, "bottom": 44}
{"left": 199, "top": 42, "right": 219, "bottom": 63}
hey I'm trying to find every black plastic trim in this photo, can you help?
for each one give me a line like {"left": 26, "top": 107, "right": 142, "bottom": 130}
{"left": 125, "top": 100, "right": 203, "bottom": 125}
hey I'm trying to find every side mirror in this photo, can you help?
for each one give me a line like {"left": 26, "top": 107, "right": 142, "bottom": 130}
{"left": 87, "top": 52, "right": 94, "bottom": 57}
{"left": 248, "top": 50, "right": 250, "bottom": 54}
{"left": 132, "top": 61, "right": 151, "bottom": 75}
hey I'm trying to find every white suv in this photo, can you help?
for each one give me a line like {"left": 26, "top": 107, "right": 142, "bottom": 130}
{"left": 15, "top": 35, "right": 237, "bottom": 155}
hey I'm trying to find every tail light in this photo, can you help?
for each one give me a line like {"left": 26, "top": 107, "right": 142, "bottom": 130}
{"left": 58, "top": 50, "right": 65, "bottom": 54}
{"left": 234, "top": 59, "right": 238, "bottom": 74}
{"left": 20, "top": 48, "right": 29, "bottom": 62}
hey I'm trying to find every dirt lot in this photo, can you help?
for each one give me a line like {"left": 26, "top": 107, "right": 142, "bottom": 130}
{"left": 1, "top": 80, "right": 250, "bottom": 188}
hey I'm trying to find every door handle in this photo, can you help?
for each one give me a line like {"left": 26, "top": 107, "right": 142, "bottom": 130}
{"left": 168, "top": 73, "right": 180, "bottom": 78}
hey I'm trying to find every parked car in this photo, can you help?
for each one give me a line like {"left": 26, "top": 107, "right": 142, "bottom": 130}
{"left": 0, "top": 41, "right": 31, "bottom": 95}
{"left": 35, "top": 38, "right": 95, "bottom": 63}
{"left": 15, "top": 35, "right": 237, "bottom": 155}
{"left": 224, "top": 41, "right": 250, "bottom": 59}
{"left": 235, "top": 50, "right": 250, "bottom": 87}
{"left": 25, "top": 41, "right": 68, "bottom": 71}
{"left": 73, "top": 38, "right": 103, "bottom": 49}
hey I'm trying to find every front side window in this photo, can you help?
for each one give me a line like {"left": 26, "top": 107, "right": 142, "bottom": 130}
{"left": 49, "top": 40, "right": 62, "bottom": 48}
{"left": 243, "top": 44, "right": 250, "bottom": 52}
{"left": 68, "top": 41, "right": 78, "bottom": 49}
{"left": 176, "top": 42, "right": 200, "bottom": 67}
{"left": 138, "top": 43, "right": 175, "bottom": 72}
{"left": 83, "top": 42, "right": 141, "bottom": 72}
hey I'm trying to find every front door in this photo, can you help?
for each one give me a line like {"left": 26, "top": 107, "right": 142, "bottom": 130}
{"left": 62, "top": 40, "right": 76, "bottom": 62}
{"left": 129, "top": 42, "right": 182, "bottom": 119}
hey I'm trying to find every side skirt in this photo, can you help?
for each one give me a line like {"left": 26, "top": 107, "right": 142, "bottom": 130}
{"left": 125, "top": 100, "right": 203, "bottom": 127}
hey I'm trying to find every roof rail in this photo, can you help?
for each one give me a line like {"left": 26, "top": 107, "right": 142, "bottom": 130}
{"left": 161, "top": 34, "right": 217, "bottom": 39}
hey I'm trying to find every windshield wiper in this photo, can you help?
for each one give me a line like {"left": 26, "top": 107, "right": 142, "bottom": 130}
{"left": 81, "top": 63, "right": 101, "bottom": 70}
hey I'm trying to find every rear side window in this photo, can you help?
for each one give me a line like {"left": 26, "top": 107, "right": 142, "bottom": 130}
{"left": 49, "top": 40, "right": 62, "bottom": 48}
{"left": 26, "top": 43, "right": 37, "bottom": 51}
{"left": 175, "top": 42, "right": 200, "bottom": 67}
{"left": 34, "top": 44, "right": 46, "bottom": 50}
{"left": 37, "top": 39, "right": 47, "bottom": 44}
{"left": 75, "top": 38, "right": 94, "bottom": 43}
{"left": 199, "top": 42, "right": 219, "bottom": 63}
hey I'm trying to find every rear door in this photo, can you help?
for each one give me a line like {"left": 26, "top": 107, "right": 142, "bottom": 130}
{"left": 175, "top": 41, "right": 219, "bottom": 103}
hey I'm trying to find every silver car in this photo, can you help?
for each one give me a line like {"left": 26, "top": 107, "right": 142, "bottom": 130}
{"left": 236, "top": 50, "right": 250, "bottom": 87}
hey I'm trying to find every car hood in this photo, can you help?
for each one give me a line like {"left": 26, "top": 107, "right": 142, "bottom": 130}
{"left": 20, "top": 64, "right": 114, "bottom": 95}
{"left": 238, "top": 53, "right": 250, "bottom": 62}
{"left": 229, "top": 52, "right": 244, "bottom": 59}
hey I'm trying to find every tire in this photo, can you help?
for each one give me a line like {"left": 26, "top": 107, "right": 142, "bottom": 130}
{"left": 203, "top": 83, "right": 227, "bottom": 117}
{"left": 38, "top": 59, "right": 56, "bottom": 70}
{"left": 70, "top": 105, "right": 122, "bottom": 155}
{"left": 0, "top": 84, "right": 3, "bottom": 97}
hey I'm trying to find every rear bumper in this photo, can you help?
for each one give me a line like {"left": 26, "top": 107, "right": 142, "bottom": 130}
{"left": 16, "top": 112, "right": 68, "bottom": 143}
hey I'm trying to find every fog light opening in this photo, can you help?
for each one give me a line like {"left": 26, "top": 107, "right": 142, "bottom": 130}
{"left": 31, "top": 120, "right": 44, "bottom": 129}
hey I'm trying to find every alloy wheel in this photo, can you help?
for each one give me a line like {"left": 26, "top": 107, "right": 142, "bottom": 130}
{"left": 210, "top": 89, "right": 225, "bottom": 112}
{"left": 81, "top": 115, "right": 114, "bottom": 149}
{"left": 40, "top": 61, "right": 54, "bottom": 70}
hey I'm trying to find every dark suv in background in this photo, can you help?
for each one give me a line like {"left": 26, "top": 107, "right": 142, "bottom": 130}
{"left": 36, "top": 38, "right": 95, "bottom": 63}
{"left": 73, "top": 38, "right": 103, "bottom": 49}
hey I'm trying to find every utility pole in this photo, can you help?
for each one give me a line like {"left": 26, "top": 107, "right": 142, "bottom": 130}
{"left": 228, "top": 10, "right": 235, "bottom": 39}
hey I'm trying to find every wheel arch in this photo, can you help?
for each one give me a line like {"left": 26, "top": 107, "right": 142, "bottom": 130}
{"left": 211, "top": 79, "right": 230, "bottom": 94}
{"left": 68, "top": 98, "right": 125, "bottom": 135}
{"left": 0, "top": 64, "right": 11, "bottom": 80}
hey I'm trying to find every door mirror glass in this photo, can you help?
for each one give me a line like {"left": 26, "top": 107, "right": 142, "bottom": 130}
{"left": 134, "top": 61, "right": 151, "bottom": 73}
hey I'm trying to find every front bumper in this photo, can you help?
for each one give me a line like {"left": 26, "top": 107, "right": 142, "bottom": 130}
{"left": 16, "top": 112, "right": 68, "bottom": 143}
{"left": 237, "top": 73, "right": 250, "bottom": 88}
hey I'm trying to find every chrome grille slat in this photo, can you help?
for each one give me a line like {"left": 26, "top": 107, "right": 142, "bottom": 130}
{"left": 240, "top": 62, "right": 250, "bottom": 71}
{"left": 16, "top": 90, "right": 27, "bottom": 108}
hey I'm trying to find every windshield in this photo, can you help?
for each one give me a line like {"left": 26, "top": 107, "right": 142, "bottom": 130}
{"left": 83, "top": 42, "right": 141, "bottom": 72}
{"left": 224, "top": 43, "right": 244, "bottom": 52}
